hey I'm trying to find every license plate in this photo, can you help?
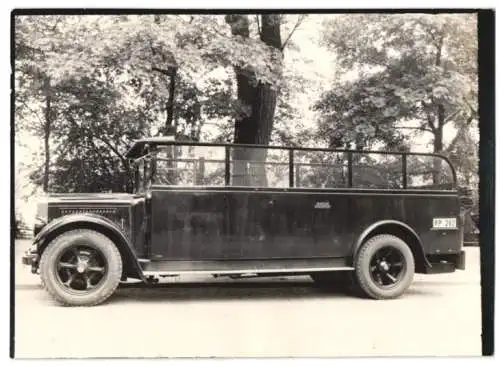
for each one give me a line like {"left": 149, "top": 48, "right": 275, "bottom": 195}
{"left": 433, "top": 217, "right": 457, "bottom": 229}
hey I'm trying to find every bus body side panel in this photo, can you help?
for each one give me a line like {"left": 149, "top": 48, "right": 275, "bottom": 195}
{"left": 149, "top": 189, "right": 227, "bottom": 260}
{"left": 149, "top": 188, "right": 461, "bottom": 261}
{"left": 226, "top": 191, "right": 349, "bottom": 259}
{"left": 346, "top": 192, "right": 462, "bottom": 255}
{"left": 402, "top": 194, "right": 462, "bottom": 254}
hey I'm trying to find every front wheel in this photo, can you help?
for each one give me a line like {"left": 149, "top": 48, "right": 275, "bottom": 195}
{"left": 353, "top": 234, "right": 415, "bottom": 300}
{"left": 39, "top": 229, "right": 123, "bottom": 306}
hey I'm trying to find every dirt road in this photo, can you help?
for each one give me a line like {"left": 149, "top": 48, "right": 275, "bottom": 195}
{"left": 13, "top": 240, "right": 482, "bottom": 358}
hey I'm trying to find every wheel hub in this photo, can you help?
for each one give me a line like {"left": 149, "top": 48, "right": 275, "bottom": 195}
{"left": 56, "top": 246, "right": 107, "bottom": 293}
{"left": 369, "top": 246, "right": 407, "bottom": 288}
{"left": 76, "top": 262, "right": 88, "bottom": 273}
{"left": 378, "top": 260, "right": 389, "bottom": 272}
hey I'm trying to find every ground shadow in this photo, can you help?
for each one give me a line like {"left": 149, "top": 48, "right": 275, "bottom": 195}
{"left": 111, "top": 281, "right": 353, "bottom": 303}
{"left": 15, "top": 278, "right": 444, "bottom": 306}
{"left": 413, "top": 279, "right": 479, "bottom": 287}
{"left": 110, "top": 280, "right": 443, "bottom": 304}
{"left": 15, "top": 284, "right": 43, "bottom": 290}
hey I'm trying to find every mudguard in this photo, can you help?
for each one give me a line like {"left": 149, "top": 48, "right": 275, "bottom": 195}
{"left": 353, "top": 219, "right": 432, "bottom": 270}
{"left": 33, "top": 213, "right": 146, "bottom": 281}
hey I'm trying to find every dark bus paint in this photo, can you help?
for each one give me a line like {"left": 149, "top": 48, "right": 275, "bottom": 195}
{"left": 148, "top": 187, "right": 461, "bottom": 261}
{"left": 22, "top": 137, "right": 466, "bottom": 306}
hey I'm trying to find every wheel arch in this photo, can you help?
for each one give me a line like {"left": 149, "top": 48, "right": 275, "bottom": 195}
{"left": 34, "top": 214, "right": 145, "bottom": 281}
{"left": 352, "top": 220, "right": 431, "bottom": 273}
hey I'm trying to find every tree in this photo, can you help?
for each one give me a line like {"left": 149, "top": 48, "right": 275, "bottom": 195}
{"left": 15, "top": 14, "right": 307, "bottom": 194}
{"left": 223, "top": 14, "right": 306, "bottom": 185}
{"left": 316, "top": 13, "right": 478, "bottom": 185}
{"left": 52, "top": 72, "right": 152, "bottom": 193}
{"left": 15, "top": 15, "right": 66, "bottom": 192}
{"left": 313, "top": 76, "right": 412, "bottom": 150}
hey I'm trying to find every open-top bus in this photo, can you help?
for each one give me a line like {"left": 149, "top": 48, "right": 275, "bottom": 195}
{"left": 22, "top": 136, "right": 466, "bottom": 306}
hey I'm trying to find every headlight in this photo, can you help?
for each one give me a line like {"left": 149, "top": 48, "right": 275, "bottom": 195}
{"left": 33, "top": 215, "right": 47, "bottom": 237}
{"left": 34, "top": 215, "right": 47, "bottom": 226}
{"left": 33, "top": 200, "right": 49, "bottom": 237}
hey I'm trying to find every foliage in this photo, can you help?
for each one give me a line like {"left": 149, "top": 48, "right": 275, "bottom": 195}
{"left": 14, "top": 217, "right": 22, "bottom": 239}
{"left": 315, "top": 13, "right": 478, "bottom": 188}
{"left": 14, "top": 13, "right": 478, "bottom": 205}
{"left": 314, "top": 75, "right": 413, "bottom": 150}
{"left": 15, "top": 14, "right": 306, "bottom": 194}
{"left": 14, "top": 211, "right": 30, "bottom": 239}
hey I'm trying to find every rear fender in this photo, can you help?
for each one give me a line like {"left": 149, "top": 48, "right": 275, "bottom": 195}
{"left": 34, "top": 213, "right": 145, "bottom": 281}
{"left": 352, "top": 220, "right": 432, "bottom": 272}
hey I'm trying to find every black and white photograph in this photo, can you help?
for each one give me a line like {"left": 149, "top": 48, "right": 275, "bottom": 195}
{"left": 10, "top": 6, "right": 494, "bottom": 360}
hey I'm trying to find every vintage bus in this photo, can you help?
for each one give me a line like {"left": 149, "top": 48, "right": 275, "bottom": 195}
{"left": 22, "top": 137, "right": 466, "bottom": 306}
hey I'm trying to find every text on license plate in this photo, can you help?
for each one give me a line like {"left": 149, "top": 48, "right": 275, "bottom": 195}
{"left": 432, "top": 217, "right": 457, "bottom": 229}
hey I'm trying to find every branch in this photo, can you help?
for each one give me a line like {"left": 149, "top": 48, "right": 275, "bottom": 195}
{"left": 445, "top": 115, "right": 475, "bottom": 154}
{"left": 443, "top": 109, "right": 462, "bottom": 124}
{"left": 395, "top": 126, "right": 433, "bottom": 133}
{"left": 256, "top": 15, "right": 261, "bottom": 36}
{"left": 19, "top": 99, "right": 45, "bottom": 127}
{"left": 152, "top": 66, "right": 170, "bottom": 76}
{"left": 421, "top": 105, "right": 436, "bottom": 133}
{"left": 463, "top": 98, "right": 478, "bottom": 118}
{"left": 52, "top": 16, "right": 62, "bottom": 31}
{"left": 66, "top": 114, "right": 130, "bottom": 172}
{"left": 87, "top": 137, "right": 115, "bottom": 178}
{"left": 174, "top": 15, "right": 192, "bottom": 24}
{"left": 93, "top": 134, "right": 128, "bottom": 167}
{"left": 281, "top": 15, "right": 306, "bottom": 51}
{"left": 445, "top": 129, "right": 465, "bottom": 154}
{"left": 53, "top": 141, "right": 72, "bottom": 161}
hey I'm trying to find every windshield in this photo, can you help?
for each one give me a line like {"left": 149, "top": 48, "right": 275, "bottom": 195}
{"left": 132, "top": 155, "right": 153, "bottom": 193}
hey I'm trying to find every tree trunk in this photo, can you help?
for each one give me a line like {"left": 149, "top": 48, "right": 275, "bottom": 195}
{"left": 226, "top": 14, "right": 283, "bottom": 186}
{"left": 153, "top": 14, "right": 178, "bottom": 137}
{"left": 166, "top": 68, "right": 177, "bottom": 134}
{"left": 43, "top": 76, "right": 52, "bottom": 192}
{"left": 432, "top": 105, "right": 445, "bottom": 184}
{"left": 431, "top": 35, "right": 445, "bottom": 185}
{"left": 164, "top": 67, "right": 177, "bottom": 185}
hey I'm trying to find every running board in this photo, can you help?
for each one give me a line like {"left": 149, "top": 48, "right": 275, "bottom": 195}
{"left": 141, "top": 258, "right": 353, "bottom": 277}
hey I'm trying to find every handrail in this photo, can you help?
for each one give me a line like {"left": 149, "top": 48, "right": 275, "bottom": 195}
{"left": 134, "top": 144, "right": 457, "bottom": 190}
{"left": 132, "top": 139, "right": 451, "bottom": 159}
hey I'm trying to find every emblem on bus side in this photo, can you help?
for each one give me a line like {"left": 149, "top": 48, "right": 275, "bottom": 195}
{"left": 314, "top": 201, "right": 331, "bottom": 209}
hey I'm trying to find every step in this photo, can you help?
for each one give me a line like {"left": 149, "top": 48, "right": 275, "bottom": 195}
{"left": 141, "top": 258, "right": 353, "bottom": 276}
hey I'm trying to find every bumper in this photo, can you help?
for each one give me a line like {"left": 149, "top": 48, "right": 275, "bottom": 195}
{"left": 21, "top": 246, "right": 39, "bottom": 273}
{"left": 456, "top": 250, "right": 466, "bottom": 270}
{"left": 425, "top": 250, "right": 466, "bottom": 274}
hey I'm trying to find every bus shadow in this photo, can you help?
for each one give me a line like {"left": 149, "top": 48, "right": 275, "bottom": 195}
{"left": 15, "top": 283, "right": 43, "bottom": 290}
{"left": 112, "top": 281, "right": 352, "bottom": 303}
{"left": 15, "top": 279, "right": 444, "bottom": 305}
{"left": 111, "top": 281, "right": 442, "bottom": 303}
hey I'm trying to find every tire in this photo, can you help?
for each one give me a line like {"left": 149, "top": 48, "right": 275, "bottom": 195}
{"left": 39, "top": 229, "right": 123, "bottom": 306}
{"left": 353, "top": 234, "right": 415, "bottom": 300}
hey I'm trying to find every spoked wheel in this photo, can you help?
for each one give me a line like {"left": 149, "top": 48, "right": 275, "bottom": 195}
{"left": 55, "top": 245, "right": 108, "bottom": 293}
{"left": 353, "top": 234, "right": 415, "bottom": 300}
{"left": 40, "top": 229, "right": 122, "bottom": 306}
{"left": 368, "top": 246, "right": 407, "bottom": 288}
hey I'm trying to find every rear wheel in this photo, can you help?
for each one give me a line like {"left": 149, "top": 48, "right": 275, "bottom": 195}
{"left": 39, "top": 229, "right": 122, "bottom": 306}
{"left": 353, "top": 234, "right": 415, "bottom": 300}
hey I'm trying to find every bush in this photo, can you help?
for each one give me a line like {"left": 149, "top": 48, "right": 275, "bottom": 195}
{"left": 14, "top": 214, "right": 31, "bottom": 239}
{"left": 14, "top": 218, "right": 22, "bottom": 239}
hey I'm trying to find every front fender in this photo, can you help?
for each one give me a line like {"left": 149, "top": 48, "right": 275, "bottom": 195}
{"left": 33, "top": 213, "right": 145, "bottom": 280}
